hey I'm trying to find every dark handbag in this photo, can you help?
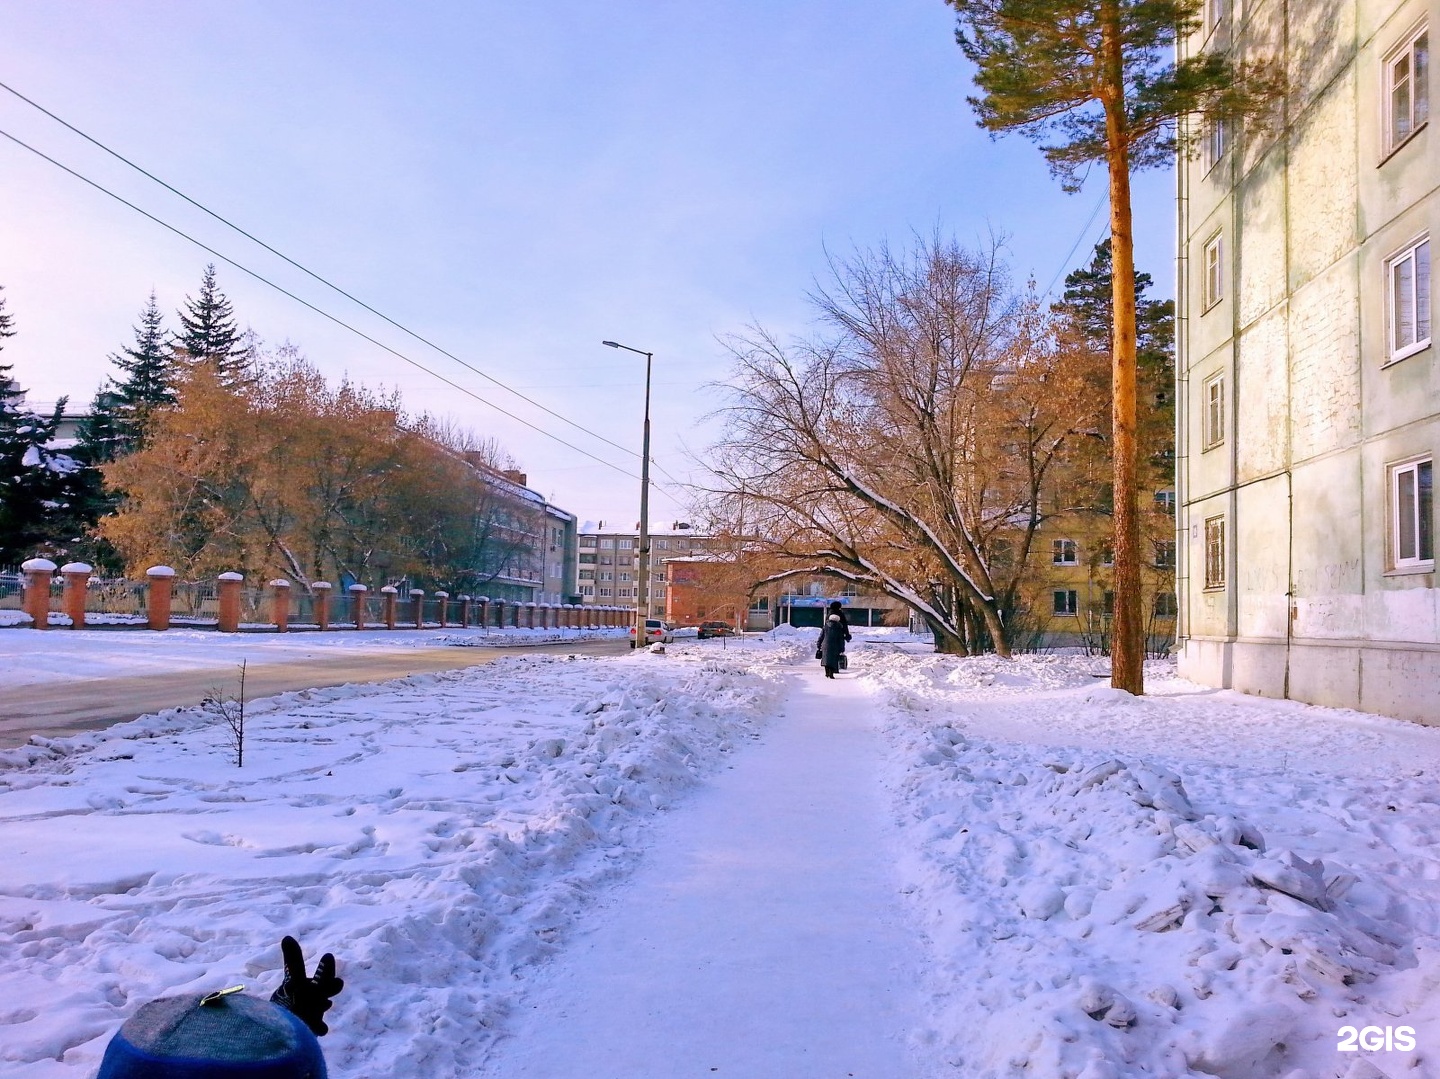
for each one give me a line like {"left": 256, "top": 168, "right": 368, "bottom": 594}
{"left": 815, "top": 648, "right": 822, "bottom": 660}
{"left": 839, "top": 654, "right": 848, "bottom": 670}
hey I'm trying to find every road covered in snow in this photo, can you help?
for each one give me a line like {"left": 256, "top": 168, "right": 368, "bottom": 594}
{"left": 0, "top": 629, "right": 1437, "bottom": 1078}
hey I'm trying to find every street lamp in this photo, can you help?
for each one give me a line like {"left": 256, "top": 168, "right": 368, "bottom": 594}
{"left": 602, "top": 340, "right": 653, "bottom": 647}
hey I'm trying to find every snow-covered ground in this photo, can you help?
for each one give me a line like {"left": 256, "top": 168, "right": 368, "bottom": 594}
{"left": 1, "top": 628, "right": 1437, "bottom": 1078}
{"left": 0, "top": 625, "right": 630, "bottom": 689}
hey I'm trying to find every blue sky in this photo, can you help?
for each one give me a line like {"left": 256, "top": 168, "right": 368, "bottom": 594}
{"left": 0, "top": 1, "right": 1176, "bottom": 525}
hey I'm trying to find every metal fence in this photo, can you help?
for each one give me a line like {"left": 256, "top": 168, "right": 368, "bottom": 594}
{"left": 1, "top": 576, "right": 616, "bottom": 632}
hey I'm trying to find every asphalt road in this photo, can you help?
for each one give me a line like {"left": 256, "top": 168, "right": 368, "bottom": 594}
{"left": 0, "top": 638, "right": 631, "bottom": 748}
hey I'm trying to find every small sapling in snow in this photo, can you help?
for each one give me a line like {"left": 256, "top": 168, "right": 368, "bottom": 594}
{"left": 203, "top": 659, "right": 248, "bottom": 767}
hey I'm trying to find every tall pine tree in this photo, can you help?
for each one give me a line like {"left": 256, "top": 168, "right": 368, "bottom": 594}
{"left": 176, "top": 264, "right": 250, "bottom": 389}
{"left": 945, "top": 0, "right": 1282, "bottom": 694}
{"left": 0, "top": 288, "right": 88, "bottom": 565}
{"left": 1052, "top": 239, "right": 1174, "bottom": 482}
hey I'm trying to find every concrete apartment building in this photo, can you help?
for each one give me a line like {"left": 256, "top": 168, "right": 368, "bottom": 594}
{"left": 1175, "top": 0, "right": 1436, "bottom": 720}
{"left": 465, "top": 466, "right": 578, "bottom": 606}
{"left": 575, "top": 522, "right": 711, "bottom": 620}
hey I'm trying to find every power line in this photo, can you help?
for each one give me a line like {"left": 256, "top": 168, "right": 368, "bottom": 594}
{"left": 0, "top": 124, "right": 642, "bottom": 482}
{"left": 0, "top": 78, "right": 648, "bottom": 466}
{"left": 1041, "top": 187, "right": 1109, "bottom": 301}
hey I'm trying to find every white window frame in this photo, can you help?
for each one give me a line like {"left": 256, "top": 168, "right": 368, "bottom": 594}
{"left": 1203, "top": 371, "right": 1226, "bottom": 450}
{"left": 1052, "top": 589, "right": 1078, "bottom": 616}
{"left": 1204, "top": 515, "right": 1226, "bottom": 590}
{"left": 1204, "top": 0, "right": 1229, "bottom": 43}
{"left": 1201, "top": 116, "right": 1227, "bottom": 174}
{"left": 1384, "top": 24, "right": 1429, "bottom": 157}
{"left": 1202, "top": 232, "right": 1224, "bottom": 311}
{"left": 1390, "top": 456, "right": 1434, "bottom": 570}
{"left": 1386, "top": 234, "right": 1431, "bottom": 363}
{"left": 1052, "top": 538, "right": 1079, "bottom": 566}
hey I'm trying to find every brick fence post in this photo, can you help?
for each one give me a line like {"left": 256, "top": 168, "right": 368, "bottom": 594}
{"left": 523, "top": 602, "right": 535, "bottom": 629}
{"left": 477, "top": 596, "right": 490, "bottom": 628}
{"left": 217, "top": 572, "right": 244, "bottom": 633}
{"left": 61, "top": 562, "right": 92, "bottom": 629}
{"left": 21, "top": 558, "right": 56, "bottom": 630}
{"left": 146, "top": 566, "right": 175, "bottom": 630}
{"left": 313, "top": 581, "right": 332, "bottom": 631}
{"left": 435, "top": 591, "right": 449, "bottom": 628}
{"left": 458, "top": 595, "right": 472, "bottom": 627}
{"left": 410, "top": 589, "right": 425, "bottom": 628}
{"left": 270, "top": 579, "right": 291, "bottom": 632}
{"left": 381, "top": 585, "right": 397, "bottom": 629}
{"left": 349, "top": 583, "right": 368, "bottom": 630}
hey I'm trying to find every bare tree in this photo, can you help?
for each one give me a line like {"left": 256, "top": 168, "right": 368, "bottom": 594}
{"left": 705, "top": 235, "right": 1104, "bottom": 655}
{"left": 204, "top": 660, "right": 248, "bottom": 767}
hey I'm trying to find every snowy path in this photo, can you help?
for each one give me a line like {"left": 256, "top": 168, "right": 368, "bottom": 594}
{"left": 481, "top": 663, "right": 931, "bottom": 1079}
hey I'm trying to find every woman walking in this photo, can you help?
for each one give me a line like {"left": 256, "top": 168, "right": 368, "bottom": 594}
{"left": 815, "top": 600, "right": 852, "bottom": 678}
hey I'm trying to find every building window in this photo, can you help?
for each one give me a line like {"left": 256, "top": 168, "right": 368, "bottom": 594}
{"left": 1101, "top": 545, "right": 1114, "bottom": 567}
{"left": 1102, "top": 590, "right": 1115, "bottom": 615}
{"left": 1201, "top": 117, "right": 1227, "bottom": 173}
{"left": 1205, "top": 0, "right": 1227, "bottom": 35}
{"left": 619, "top": 572, "right": 631, "bottom": 582}
{"left": 1387, "top": 236, "right": 1431, "bottom": 361}
{"left": 618, "top": 587, "right": 633, "bottom": 598}
{"left": 1204, "top": 516, "right": 1226, "bottom": 590}
{"left": 1053, "top": 538, "right": 1079, "bottom": 565}
{"left": 598, "top": 587, "right": 612, "bottom": 598}
{"left": 1386, "top": 26, "right": 1429, "bottom": 155}
{"left": 1154, "top": 490, "right": 1176, "bottom": 514}
{"left": 1203, "top": 232, "right": 1224, "bottom": 311}
{"left": 1391, "top": 458, "right": 1434, "bottom": 568}
{"left": 579, "top": 553, "right": 597, "bottom": 565}
{"left": 1053, "top": 589, "right": 1078, "bottom": 616}
{"left": 579, "top": 535, "right": 597, "bottom": 548}
{"left": 599, "top": 571, "right": 613, "bottom": 582}
{"left": 617, "top": 538, "right": 634, "bottom": 549}
{"left": 1153, "top": 592, "right": 1178, "bottom": 617}
{"left": 580, "top": 584, "right": 594, "bottom": 597}
{"left": 578, "top": 569, "right": 595, "bottom": 580}
{"left": 1203, "top": 371, "right": 1226, "bottom": 450}
{"left": 1154, "top": 541, "right": 1176, "bottom": 569}
{"left": 600, "top": 538, "right": 614, "bottom": 549}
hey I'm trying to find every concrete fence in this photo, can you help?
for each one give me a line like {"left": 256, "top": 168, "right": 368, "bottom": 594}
{"left": 6, "top": 563, "right": 629, "bottom": 634}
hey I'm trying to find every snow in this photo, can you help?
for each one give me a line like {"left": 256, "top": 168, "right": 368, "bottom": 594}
{"left": 0, "top": 626, "right": 630, "bottom": 690}
{"left": 1, "top": 627, "right": 1437, "bottom": 1078}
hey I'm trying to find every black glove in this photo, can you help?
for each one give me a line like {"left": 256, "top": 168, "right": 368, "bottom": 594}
{"left": 271, "top": 935, "right": 343, "bottom": 1036}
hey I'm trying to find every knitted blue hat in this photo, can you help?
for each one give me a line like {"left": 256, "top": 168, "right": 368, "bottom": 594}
{"left": 97, "top": 993, "right": 327, "bottom": 1079}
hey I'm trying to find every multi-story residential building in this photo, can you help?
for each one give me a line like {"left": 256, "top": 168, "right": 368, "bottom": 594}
{"left": 1020, "top": 497, "right": 1179, "bottom": 653}
{"left": 1175, "top": 0, "right": 1437, "bottom": 721}
{"left": 575, "top": 521, "right": 713, "bottom": 620}
{"left": 464, "top": 465, "right": 578, "bottom": 606}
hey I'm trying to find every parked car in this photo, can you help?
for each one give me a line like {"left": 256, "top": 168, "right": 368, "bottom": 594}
{"left": 630, "top": 618, "right": 673, "bottom": 647}
{"left": 697, "top": 620, "right": 734, "bottom": 639}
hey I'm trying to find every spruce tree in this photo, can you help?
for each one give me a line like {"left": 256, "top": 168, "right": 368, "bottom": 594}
{"left": 176, "top": 264, "right": 250, "bottom": 389}
{"left": 81, "top": 291, "right": 177, "bottom": 463}
{"left": 0, "top": 290, "right": 87, "bottom": 565}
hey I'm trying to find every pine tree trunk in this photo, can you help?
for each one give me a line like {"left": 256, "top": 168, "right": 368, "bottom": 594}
{"left": 1102, "top": 3, "right": 1145, "bottom": 695}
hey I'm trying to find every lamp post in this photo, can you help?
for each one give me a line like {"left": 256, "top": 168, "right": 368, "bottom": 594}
{"left": 603, "top": 340, "right": 653, "bottom": 647}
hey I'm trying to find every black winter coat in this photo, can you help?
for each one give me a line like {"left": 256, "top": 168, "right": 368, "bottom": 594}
{"left": 817, "top": 615, "right": 851, "bottom": 669}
